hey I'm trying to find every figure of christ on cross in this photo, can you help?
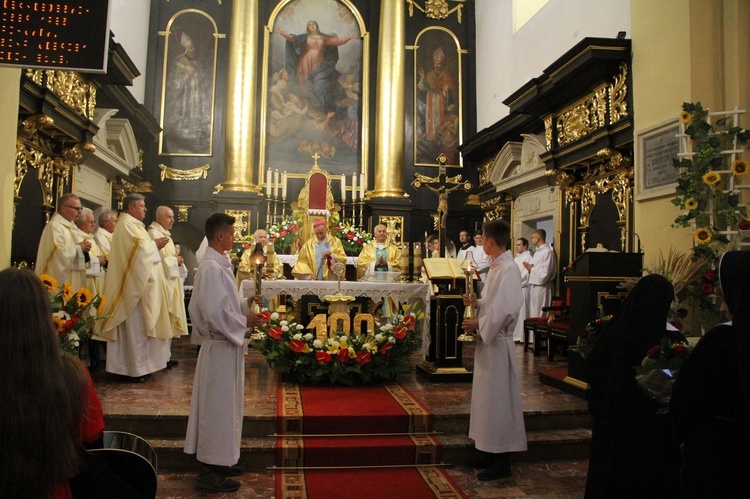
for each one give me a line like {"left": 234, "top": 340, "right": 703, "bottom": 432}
{"left": 411, "top": 154, "right": 472, "bottom": 258}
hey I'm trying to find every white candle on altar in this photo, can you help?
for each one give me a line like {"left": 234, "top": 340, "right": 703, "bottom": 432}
{"left": 266, "top": 168, "right": 272, "bottom": 196}
{"left": 274, "top": 169, "right": 280, "bottom": 198}
{"left": 359, "top": 173, "right": 365, "bottom": 199}
{"left": 351, "top": 173, "right": 358, "bottom": 201}
{"left": 340, "top": 175, "right": 347, "bottom": 202}
{"left": 282, "top": 171, "right": 288, "bottom": 199}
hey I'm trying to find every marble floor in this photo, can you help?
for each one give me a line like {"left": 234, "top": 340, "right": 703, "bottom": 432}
{"left": 89, "top": 338, "right": 591, "bottom": 498}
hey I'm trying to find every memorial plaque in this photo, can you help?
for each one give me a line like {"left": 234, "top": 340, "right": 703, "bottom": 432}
{"left": 637, "top": 120, "right": 680, "bottom": 200}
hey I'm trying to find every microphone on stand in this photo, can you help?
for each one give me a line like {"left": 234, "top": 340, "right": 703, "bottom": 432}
{"left": 590, "top": 220, "right": 643, "bottom": 253}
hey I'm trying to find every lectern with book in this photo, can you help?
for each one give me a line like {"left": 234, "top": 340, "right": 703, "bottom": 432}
{"left": 417, "top": 258, "right": 474, "bottom": 382}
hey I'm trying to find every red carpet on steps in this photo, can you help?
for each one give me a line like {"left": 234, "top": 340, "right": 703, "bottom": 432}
{"left": 275, "top": 380, "right": 466, "bottom": 498}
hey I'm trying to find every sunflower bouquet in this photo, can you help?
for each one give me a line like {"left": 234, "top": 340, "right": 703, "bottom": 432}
{"left": 39, "top": 274, "right": 107, "bottom": 357}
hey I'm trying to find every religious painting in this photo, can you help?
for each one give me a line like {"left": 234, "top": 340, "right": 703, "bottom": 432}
{"left": 158, "top": 10, "right": 220, "bottom": 156}
{"left": 412, "top": 27, "right": 464, "bottom": 168}
{"left": 261, "top": 0, "right": 367, "bottom": 183}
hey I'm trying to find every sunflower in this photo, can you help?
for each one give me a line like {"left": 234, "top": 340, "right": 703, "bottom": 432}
{"left": 702, "top": 171, "right": 722, "bottom": 186}
{"left": 679, "top": 110, "right": 691, "bottom": 124}
{"left": 694, "top": 227, "right": 712, "bottom": 245}
{"left": 52, "top": 316, "right": 65, "bottom": 334}
{"left": 732, "top": 159, "right": 749, "bottom": 176}
{"left": 39, "top": 273, "right": 58, "bottom": 292}
{"left": 61, "top": 283, "right": 73, "bottom": 302}
{"left": 76, "top": 288, "right": 93, "bottom": 307}
{"left": 685, "top": 198, "right": 699, "bottom": 211}
{"left": 97, "top": 294, "right": 107, "bottom": 316}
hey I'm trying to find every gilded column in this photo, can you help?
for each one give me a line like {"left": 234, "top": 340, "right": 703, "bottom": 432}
{"left": 222, "top": 1, "right": 259, "bottom": 192}
{"left": 371, "top": 1, "right": 406, "bottom": 198}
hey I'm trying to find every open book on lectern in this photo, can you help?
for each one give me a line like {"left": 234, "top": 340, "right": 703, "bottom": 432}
{"left": 422, "top": 258, "right": 466, "bottom": 280}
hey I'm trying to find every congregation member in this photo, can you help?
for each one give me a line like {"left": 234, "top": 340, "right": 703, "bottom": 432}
{"left": 470, "top": 231, "right": 491, "bottom": 277}
{"left": 455, "top": 230, "right": 474, "bottom": 262}
{"left": 94, "top": 209, "right": 118, "bottom": 260}
{"left": 97, "top": 194, "right": 172, "bottom": 383}
{"left": 524, "top": 229, "right": 557, "bottom": 317}
{"left": 35, "top": 192, "right": 90, "bottom": 292}
{"left": 292, "top": 220, "right": 346, "bottom": 280}
{"left": 184, "top": 213, "right": 264, "bottom": 493}
{"left": 149, "top": 206, "right": 189, "bottom": 367}
{"left": 671, "top": 250, "right": 750, "bottom": 498}
{"left": 460, "top": 219, "right": 526, "bottom": 480}
{"left": 356, "top": 224, "right": 400, "bottom": 279}
{"left": 586, "top": 274, "right": 681, "bottom": 498}
{"left": 236, "top": 228, "right": 283, "bottom": 287}
{"left": 512, "top": 237, "right": 533, "bottom": 343}
{"left": 73, "top": 207, "right": 106, "bottom": 296}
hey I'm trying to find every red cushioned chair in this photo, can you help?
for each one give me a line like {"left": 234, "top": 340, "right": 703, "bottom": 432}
{"left": 523, "top": 288, "right": 571, "bottom": 361}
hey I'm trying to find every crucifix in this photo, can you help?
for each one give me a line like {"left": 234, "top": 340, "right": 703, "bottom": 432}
{"left": 411, "top": 153, "right": 472, "bottom": 258}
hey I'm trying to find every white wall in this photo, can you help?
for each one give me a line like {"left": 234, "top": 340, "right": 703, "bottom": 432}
{"left": 475, "top": 0, "right": 631, "bottom": 130}
{"left": 109, "top": 0, "right": 151, "bottom": 104}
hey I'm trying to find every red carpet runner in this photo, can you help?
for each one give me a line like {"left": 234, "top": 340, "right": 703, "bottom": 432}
{"left": 275, "top": 381, "right": 466, "bottom": 498}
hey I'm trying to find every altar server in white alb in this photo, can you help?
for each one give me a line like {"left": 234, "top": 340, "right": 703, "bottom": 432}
{"left": 34, "top": 193, "right": 90, "bottom": 292}
{"left": 184, "top": 213, "right": 263, "bottom": 493}
{"left": 461, "top": 219, "right": 527, "bottom": 480}
{"left": 96, "top": 194, "right": 172, "bottom": 382}
{"left": 524, "top": 228, "right": 557, "bottom": 317}
{"left": 512, "top": 237, "right": 534, "bottom": 343}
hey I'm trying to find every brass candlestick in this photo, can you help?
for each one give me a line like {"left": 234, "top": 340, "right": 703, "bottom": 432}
{"left": 251, "top": 248, "right": 266, "bottom": 314}
{"left": 458, "top": 263, "right": 477, "bottom": 342}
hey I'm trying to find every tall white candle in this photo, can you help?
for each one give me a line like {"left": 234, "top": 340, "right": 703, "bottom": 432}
{"left": 282, "top": 171, "right": 288, "bottom": 199}
{"left": 340, "top": 175, "right": 347, "bottom": 202}
{"left": 266, "top": 169, "right": 272, "bottom": 196}
{"left": 351, "top": 173, "right": 358, "bottom": 201}
{"left": 359, "top": 173, "right": 365, "bottom": 199}
{"left": 274, "top": 170, "right": 280, "bottom": 198}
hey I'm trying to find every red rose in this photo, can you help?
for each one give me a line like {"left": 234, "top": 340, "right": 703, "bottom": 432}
{"left": 268, "top": 327, "right": 283, "bottom": 340}
{"left": 289, "top": 339, "right": 306, "bottom": 353}
{"left": 346, "top": 232, "right": 355, "bottom": 240}
{"left": 356, "top": 350, "right": 371, "bottom": 365}
{"left": 701, "top": 283, "right": 714, "bottom": 294}
{"left": 64, "top": 320, "right": 74, "bottom": 329}
{"left": 279, "top": 229, "right": 287, "bottom": 237}
{"left": 337, "top": 349, "right": 350, "bottom": 362}
{"left": 739, "top": 220, "right": 750, "bottom": 230}
{"left": 380, "top": 343, "right": 393, "bottom": 355}
{"left": 704, "top": 270, "right": 715, "bottom": 280}
{"left": 272, "top": 236, "right": 279, "bottom": 243}
{"left": 647, "top": 345, "right": 662, "bottom": 358}
{"left": 672, "top": 344, "right": 689, "bottom": 357}
{"left": 357, "top": 239, "right": 364, "bottom": 246}
{"left": 393, "top": 327, "right": 407, "bottom": 339}
{"left": 244, "top": 243, "right": 251, "bottom": 249}
{"left": 402, "top": 315, "right": 416, "bottom": 329}
{"left": 315, "top": 351, "right": 332, "bottom": 363}
{"left": 261, "top": 311, "right": 272, "bottom": 323}
{"left": 289, "top": 224, "right": 297, "bottom": 232}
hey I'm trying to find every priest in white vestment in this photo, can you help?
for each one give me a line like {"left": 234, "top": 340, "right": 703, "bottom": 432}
{"left": 73, "top": 208, "right": 106, "bottom": 297}
{"left": 461, "top": 219, "right": 527, "bottom": 480}
{"left": 93, "top": 208, "right": 118, "bottom": 260}
{"left": 524, "top": 229, "right": 557, "bottom": 317}
{"left": 149, "top": 206, "right": 189, "bottom": 366}
{"left": 96, "top": 194, "right": 172, "bottom": 381}
{"left": 512, "top": 237, "right": 534, "bottom": 343}
{"left": 34, "top": 193, "right": 89, "bottom": 292}
{"left": 184, "top": 212, "right": 263, "bottom": 493}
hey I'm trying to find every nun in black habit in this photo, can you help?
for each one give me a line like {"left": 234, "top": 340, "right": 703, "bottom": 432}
{"left": 670, "top": 250, "right": 750, "bottom": 498}
{"left": 585, "top": 274, "right": 681, "bottom": 498}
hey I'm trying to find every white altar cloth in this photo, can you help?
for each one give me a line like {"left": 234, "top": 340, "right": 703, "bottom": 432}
{"left": 276, "top": 255, "right": 358, "bottom": 267}
{"left": 240, "top": 279, "right": 431, "bottom": 352}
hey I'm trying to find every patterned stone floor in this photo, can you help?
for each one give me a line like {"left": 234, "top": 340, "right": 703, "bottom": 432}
{"left": 89, "top": 338, "right": 590, "bottom": 498}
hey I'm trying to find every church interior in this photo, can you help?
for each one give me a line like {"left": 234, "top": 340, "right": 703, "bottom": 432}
{"left": 1, "top": 0, "right": 749, "bottom": 497}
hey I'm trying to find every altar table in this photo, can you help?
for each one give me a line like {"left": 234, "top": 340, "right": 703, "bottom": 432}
{"left": 241, "top": 279, "right": 431, "bottom": 351}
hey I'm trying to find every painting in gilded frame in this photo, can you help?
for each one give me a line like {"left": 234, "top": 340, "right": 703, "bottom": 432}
{"left": 159, "top": 10, "right": 219, "bottom": 156}
{"left": 412, "top": 27, "right": 464, "bottom": 168}
{"left": 262, "top": 0, "right": 365, "bottom": 180}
